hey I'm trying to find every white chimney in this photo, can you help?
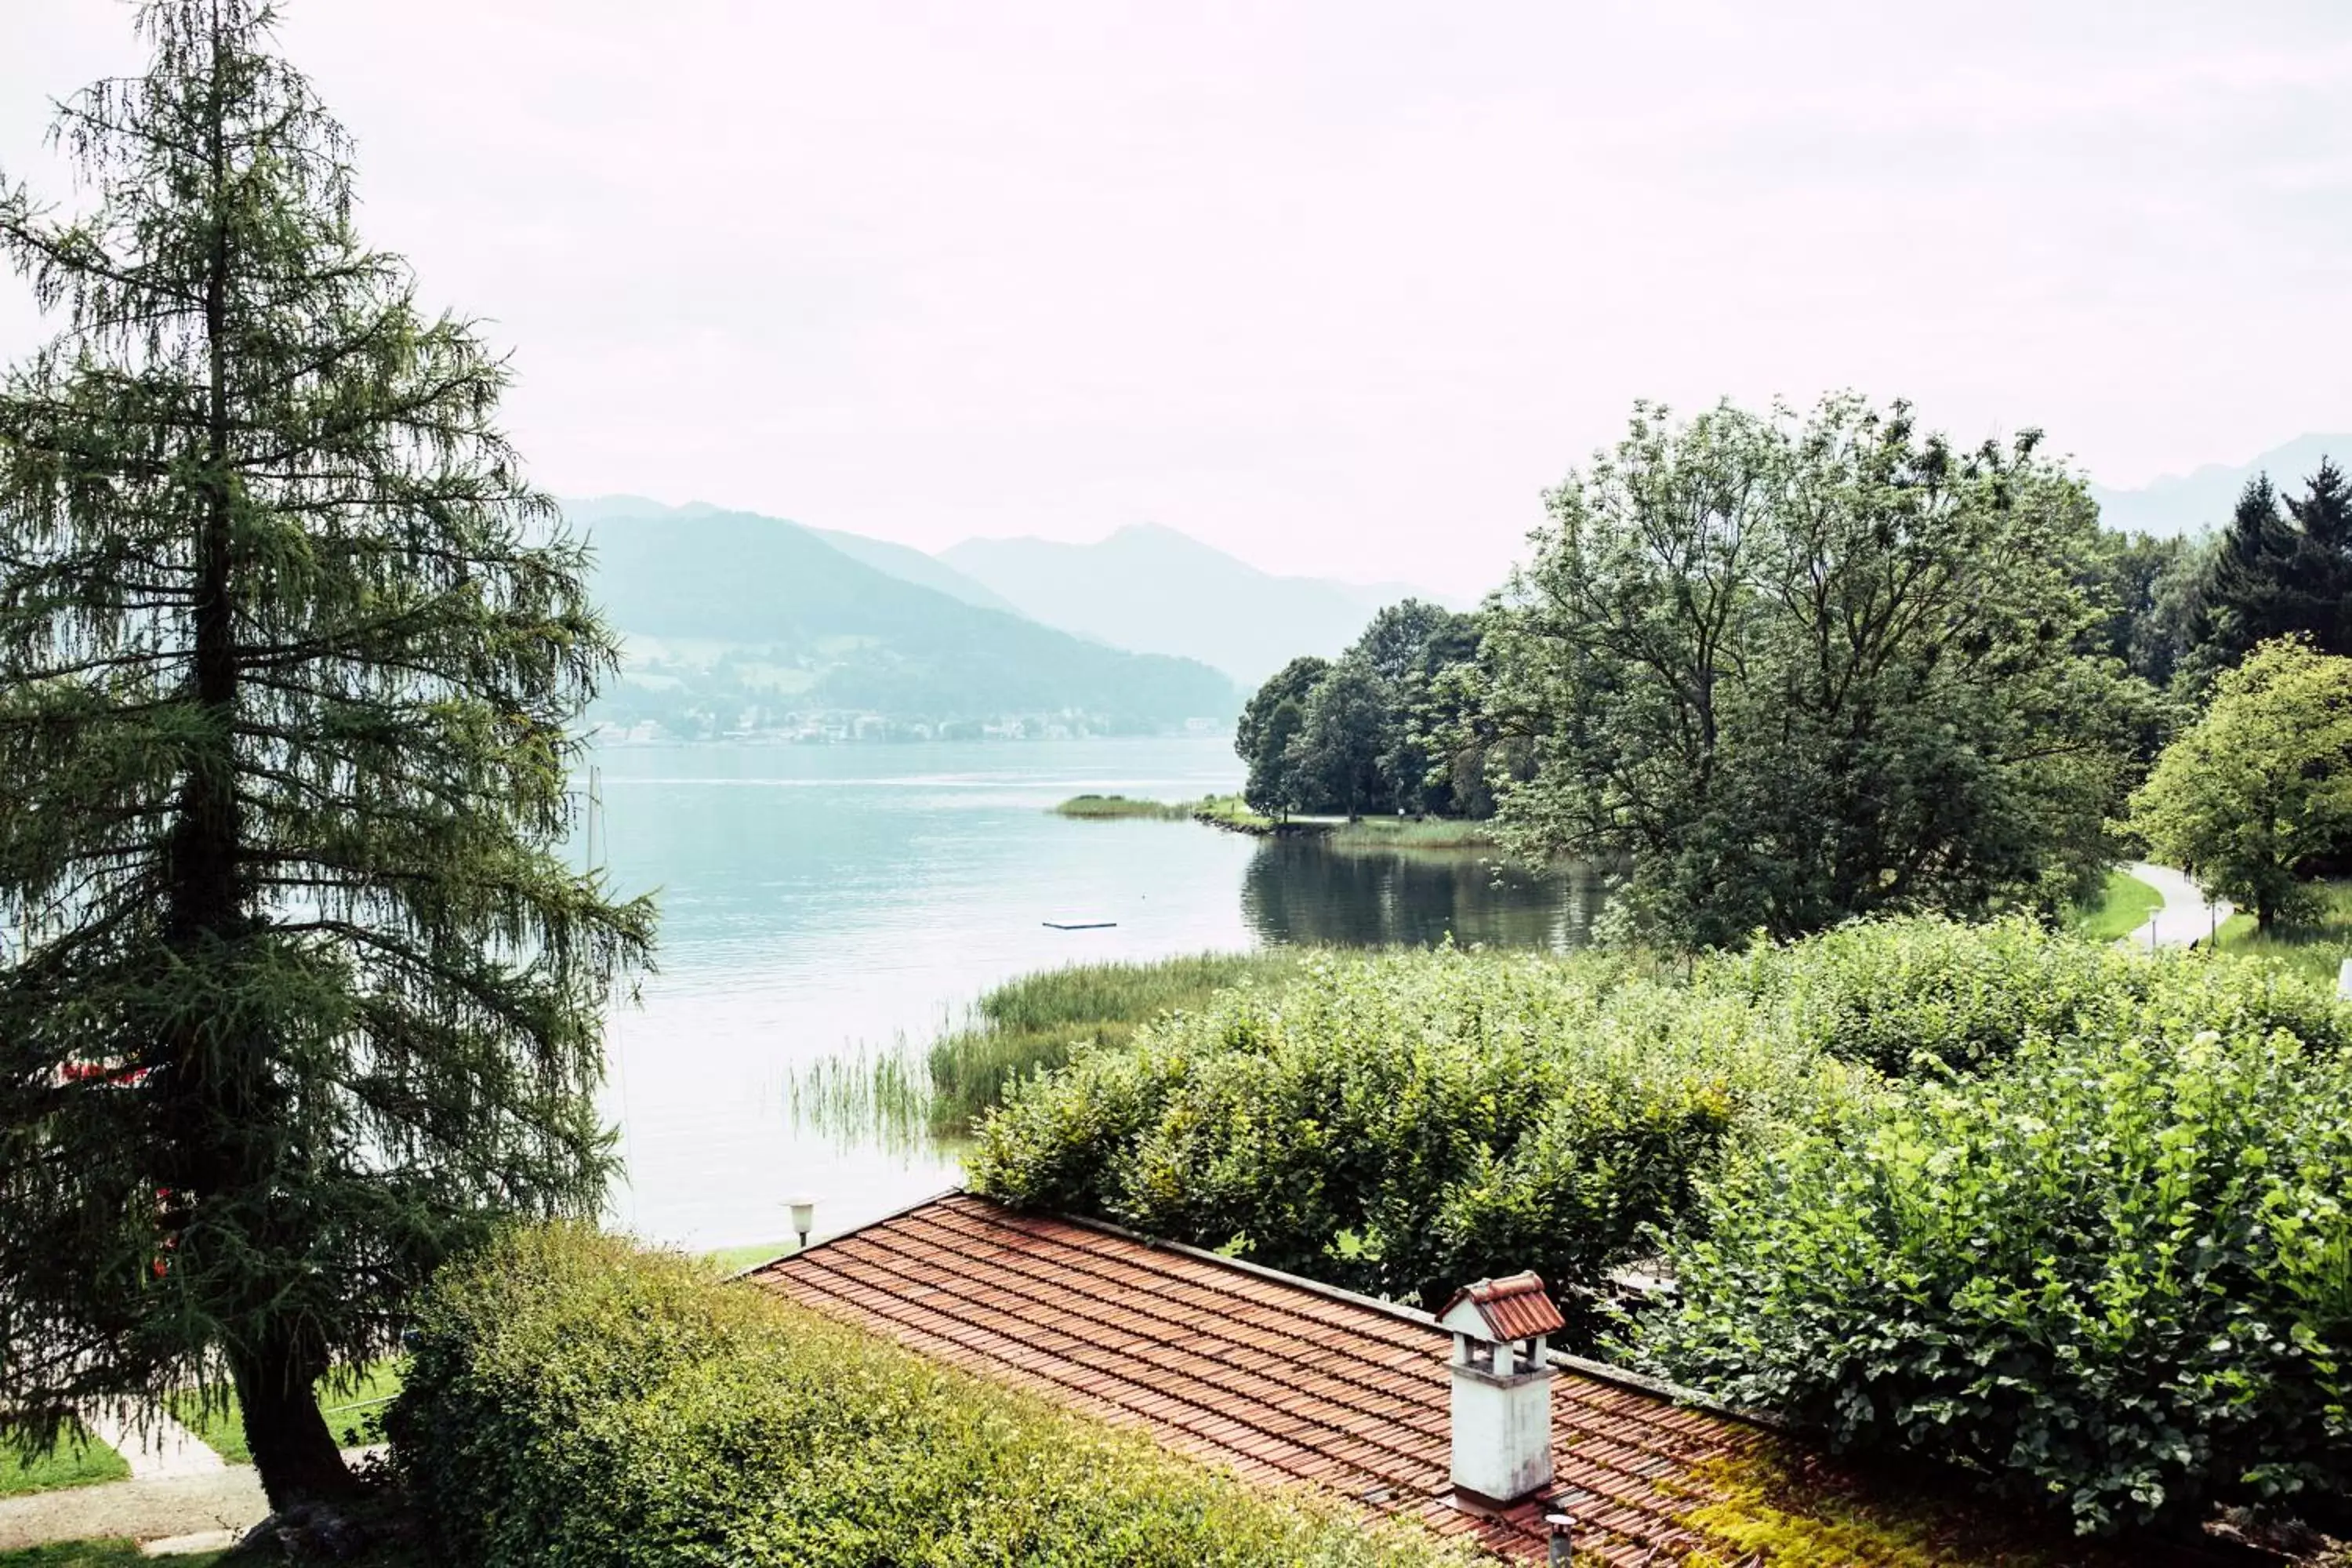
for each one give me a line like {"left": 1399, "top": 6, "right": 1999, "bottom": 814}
{"left": 1437, "top": 1272, "right": 1565, "bottom": 1505}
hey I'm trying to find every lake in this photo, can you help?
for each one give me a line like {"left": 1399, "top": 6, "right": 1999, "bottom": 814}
{"left": 591, "top": 735, "right": 1602, "bottom": 1251}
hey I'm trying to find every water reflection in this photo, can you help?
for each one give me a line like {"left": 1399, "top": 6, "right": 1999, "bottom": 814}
{"left": 1242, "top": 837, "right": 1608, "bottom": 949}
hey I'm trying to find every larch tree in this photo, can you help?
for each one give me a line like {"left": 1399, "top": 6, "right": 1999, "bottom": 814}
{"left": 0, "top": 0, "right": 654, "bottom": 1508}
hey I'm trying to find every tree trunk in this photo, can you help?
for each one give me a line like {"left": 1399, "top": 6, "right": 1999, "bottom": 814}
{"left": 231, "top": 1341, "right": 355, "bottom": 1509}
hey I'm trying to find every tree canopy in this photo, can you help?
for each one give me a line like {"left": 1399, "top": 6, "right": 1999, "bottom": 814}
{"left": 1473, "top": 395, "right": 2144, "bottom": 949}
{"left": 2129, "top": 637, "right": 2352, "bottom": 931}
{"left": 2176, "top": 460, "right": 2352, "bottom": 689}
{"left": 1233, "top": 601, "right": 1485, "bottom": 821}
{"left": 0, "top": 0, "right": 652, "bottom": 1506}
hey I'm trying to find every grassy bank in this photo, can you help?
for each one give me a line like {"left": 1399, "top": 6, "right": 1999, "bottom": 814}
{"left": 0, "top": 1422, "right": 128, "bottom": 1497}
{"left": 2063, "top": 868, "right": 2163, "bottom": 940}
{"left": 1052, "top": 793, "right": 1199, "bottom": 820}
{"left": 2216, "top": 878, "right": 2352, "bottom": 985}
{"left": 1323, "top": 816, "right": 1500, "bottom": 850}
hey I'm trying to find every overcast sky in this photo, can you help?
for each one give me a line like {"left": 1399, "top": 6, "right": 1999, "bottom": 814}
{"left": 5, "top": 2, "right": 2350, "bottom": 598}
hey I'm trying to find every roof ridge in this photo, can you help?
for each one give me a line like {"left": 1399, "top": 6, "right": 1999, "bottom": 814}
{"left": 818, "top": 1209, "right": 1461, "bottom": 1471}
{"left": 779, "top": 1248, "right": 1440, "bottom": 1497}
{"left": 771, "top": 1191, "right": 1769, "bottom": 1432}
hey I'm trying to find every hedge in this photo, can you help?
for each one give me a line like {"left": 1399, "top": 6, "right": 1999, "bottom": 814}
{"left": 1631, "top": 1018, "right": 2352, "bottom": 1535}
{"left": 967, "top": 946, "right": 1869, "bottom": 1330}
{"left": 966, "top": 924, "right": 2352, "bottom": 1538}
{"left": 389, "top": 1225, "right": 1473, "bottom": 1567}
{"left": 1703, "top": 914, "right": 2352, "bottom": 1076}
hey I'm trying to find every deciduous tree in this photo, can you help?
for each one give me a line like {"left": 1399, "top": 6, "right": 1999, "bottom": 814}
{"left": 1475, "top": 395, "right": 2142, "bottom": 948}
{"left": 2129, "top": 637, "right": 2352, "bottom": 931}
{"left": 1236, "top": 655, "right": 1327, "bottom": 818}
{"left": 0, "top": 0, "right": 653, "bottom": 1507}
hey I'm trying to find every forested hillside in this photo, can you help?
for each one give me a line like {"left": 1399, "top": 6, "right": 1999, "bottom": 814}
{"left": 581, "top": 509, "right": 1238, "bottom": 737}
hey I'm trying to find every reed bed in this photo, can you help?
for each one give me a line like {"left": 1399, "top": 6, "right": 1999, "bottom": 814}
{"left": 1051, "top": 793, "right": 1199, "bottom": 820}
{"left": 1323, "top": 817, "right": 1500, "bottom": 850}
{"left": 794, "top": 949, "right": 1317, "bottom": 1145}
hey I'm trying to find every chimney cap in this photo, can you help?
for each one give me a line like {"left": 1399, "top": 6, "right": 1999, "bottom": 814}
{"left": 1438, "top": 1272, "right": 1566, "bottom": 1341}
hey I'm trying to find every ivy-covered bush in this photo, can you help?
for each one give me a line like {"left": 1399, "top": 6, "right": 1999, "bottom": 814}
{"left": 967, "top": 948, "right": 1867, "bottom": 1329}
{"left": 1629, "top": 1020, "right": 2352, "bottom": 1536}
{"left": 1704, "top": 915, "right": 2352, "bottom": 1075}
{"left": 390, "top": 1225, "right": 1470, "bottom": 1568}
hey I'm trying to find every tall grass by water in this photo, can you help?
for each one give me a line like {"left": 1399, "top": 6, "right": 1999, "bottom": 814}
{"left": 796, "top": 950, "right": 1315, "bottom": 1144}
{"left": 1323, "top": 817, "right": 1500, "bottom": 850}
{"left": 1051, "top": 792, "right": 1274, "bottom": 830}
{"left": 1052, "top": 793, "right": 1200, "bottom": 820}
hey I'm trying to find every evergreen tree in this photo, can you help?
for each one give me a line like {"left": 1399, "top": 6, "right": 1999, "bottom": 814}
{"left": 0, "top": 0, "right": 654, "bottom": 1507}
{"left": 2283, "top": 458, "right": 2352, "bottom": 652}
{"left": 2188, "top": 463, "right": 2352, "bottom": 682}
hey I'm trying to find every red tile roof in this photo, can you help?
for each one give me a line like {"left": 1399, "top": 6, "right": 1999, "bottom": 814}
{"left": 749, "top": 1191, "right": 1766, "bottom": 1565}
{"left": 1440, "top": 1272, "right": 1570, "bottom": 1342}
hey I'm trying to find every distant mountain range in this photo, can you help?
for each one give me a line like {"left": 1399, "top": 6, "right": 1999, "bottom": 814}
{"left": 939, "top": 524, "right": 1426, "bottom": 685}
{"left": 562, "top": 499, "right": 1450, "bottom": 735}
{"left": 2090, "top": 434, "right": 2351, "bottom": 537}
{"left": 564, "top": 499, "right": 1238, "bottom": 739}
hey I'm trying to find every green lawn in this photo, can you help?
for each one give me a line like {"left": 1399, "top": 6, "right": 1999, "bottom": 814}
{"left": 710, "top": 1239, "right": 797, "bottom": 1273}
{"left": 0, "top": 1422, "right": 129, "bottom": 1497}
{"left": 168, "top": 1359, "right": 405, "bottom": 1463}
{"left": 0, "top": 1546, "right": 219, "bottom": 1568}
{"left": 2065, "top": 869, "right": 2165, "bottom": 941}
{"left": 2215, "top": 879, "right": 2352, "bottom": 986}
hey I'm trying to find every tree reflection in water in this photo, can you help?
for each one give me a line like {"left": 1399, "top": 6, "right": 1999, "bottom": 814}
{"left": 1240, "top": 837, "right": 1607, "bottom": 950}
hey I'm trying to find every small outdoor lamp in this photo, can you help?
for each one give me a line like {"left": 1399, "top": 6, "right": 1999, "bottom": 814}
{"left": 786, "top": 1196, "right": 817, "bottom": 1251}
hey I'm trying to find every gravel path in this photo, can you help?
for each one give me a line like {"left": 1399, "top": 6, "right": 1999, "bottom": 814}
{"left": 0, "top": 1444, "right": 381, "bottom": 1551}
{"left": 0, "top": 1467, "right": 267, "bottom": 1550}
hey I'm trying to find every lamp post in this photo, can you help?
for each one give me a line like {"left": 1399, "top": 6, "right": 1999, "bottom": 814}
{"left": 786, "top": 1196, "right": 816, "bottom": 1251}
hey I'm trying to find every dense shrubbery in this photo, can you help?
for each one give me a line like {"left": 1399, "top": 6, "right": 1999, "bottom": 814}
{"left": 1704, "top": 914, "right": 2352, "bottom": 1075}
{"left": 391, "top": 1225, "right": 1469, "bottom": 1567}
{"left": 1633, "top": 1022, "right": 2352, "bottom": 1535}
{"left": 969, "top": 924, "right": 2352, "bottom": 1537}
{"left": 968, "top": 947, "right": 1871, "bottom": 1327}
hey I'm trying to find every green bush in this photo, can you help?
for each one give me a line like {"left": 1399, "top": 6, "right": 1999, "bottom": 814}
{"left": 390, "top": 1225, "right": 1471, "bottom": 1568}
{"left": 1705, "top": 915, "right": 2352, "bottom": 1075}
{"left": 968, "top": 948, "right": 1866, "bottom": 1330}
{"left": 1630, "top": 1020, "right": 2352, "bottom": 1536}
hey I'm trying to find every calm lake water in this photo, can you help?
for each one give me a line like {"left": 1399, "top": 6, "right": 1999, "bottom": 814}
{"left": 591, "top": 736, "right": 1601, "bottom": 1250}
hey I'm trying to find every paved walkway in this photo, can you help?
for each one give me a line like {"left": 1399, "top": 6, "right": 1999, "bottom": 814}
{"left": 82, "top": 1402, "right": 223, "bottom": 1480}
{"left": 2125, "top": 862, "right": 2233, "bottom": 950}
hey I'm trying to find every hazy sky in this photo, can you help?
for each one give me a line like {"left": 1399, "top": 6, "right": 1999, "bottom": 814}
{"left": 5, "top": 2, "right": 2350, "bottom": 599}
